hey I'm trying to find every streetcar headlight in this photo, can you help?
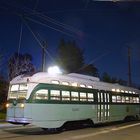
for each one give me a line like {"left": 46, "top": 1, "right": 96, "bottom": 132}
{"left": 6, "top": 103, "right": 9, "bottom": 108}
{"left": 20, "top": 104, "right": 24, "bottom": 108}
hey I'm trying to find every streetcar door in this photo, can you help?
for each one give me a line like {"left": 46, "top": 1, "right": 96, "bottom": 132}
{"left": 104, "top": 93, "right": 110, "bottom": 121}
{"left": 97, "top": 92, "right": 103, "bottom": 122}
{"left": 97, "top": 92, "right": 110, "bottom": 122}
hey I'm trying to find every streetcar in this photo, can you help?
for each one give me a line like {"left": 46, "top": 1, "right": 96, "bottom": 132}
{"left": 6, "top": 71, "right": 140, "bottom": 129}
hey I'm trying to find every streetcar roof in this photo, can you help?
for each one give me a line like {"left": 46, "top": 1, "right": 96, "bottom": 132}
{"left": 10, "top": 72, "right": 140, "bottom": 94}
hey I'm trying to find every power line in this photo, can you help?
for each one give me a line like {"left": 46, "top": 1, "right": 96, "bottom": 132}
{"left": 75, "top": 51, "right": 110, "bottom": 73}
{"left": 29, "top": 11, "right": 82, "bottom": 35}
{"left": 1, "top": 1, "right": 82, "bottom": 38}
{"left": 18, "top": 23, "right": 23, "bottom": 55}
{"left": 14, "top": 1, "right": 82, "bottom": 35}
{"left": 24, "top": 16, "right": 76, "bottom": 38}
{"left": 20, "top": 15, "right": 55, "bottom": 63}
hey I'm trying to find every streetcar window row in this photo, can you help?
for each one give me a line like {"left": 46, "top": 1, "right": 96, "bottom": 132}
{"left": 111, "top": 89, "right": 138, "bottom": 94}
{"left": 51, "top": 80, "right": 88, "bottom": 88}
{"left": 51, "top": 80, "right": 138, "bottom": 95}
{"left": 33, "top": 89, "right": 94, "bottom": 102}
{"left": 34, "top": 89, "right": 140, "bottom": 104}
{"left": 112, "top": 95, "right": 140, "bottom": 103}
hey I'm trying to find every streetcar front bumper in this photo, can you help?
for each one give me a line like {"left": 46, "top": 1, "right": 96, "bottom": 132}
{"left": 6, "top": 117, "right": 32, "bottom": 125}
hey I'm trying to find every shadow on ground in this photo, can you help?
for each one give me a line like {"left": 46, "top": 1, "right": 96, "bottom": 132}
{"left": 4, "top": 120, "right": 139, "bottom": 135}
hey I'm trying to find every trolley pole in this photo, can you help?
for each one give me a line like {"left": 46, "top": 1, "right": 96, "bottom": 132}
{"left": 41, "top": 41, "right": 47, "bottom": 72}
{"left": 128, "top": 46, "right": 132, "bottom": 86}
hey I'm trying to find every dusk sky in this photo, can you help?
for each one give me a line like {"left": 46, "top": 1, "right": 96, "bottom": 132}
{"left": 0, "top": 0, "right": 140, "bottom": 86}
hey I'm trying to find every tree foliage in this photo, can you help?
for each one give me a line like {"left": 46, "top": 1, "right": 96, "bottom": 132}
{"left": 56, "top": 38, "right": 99, "bottom": 77}
{"left": 102, "top": 72, "right": 112, "bottom": 83}
{"left": 57, "top": 39, "right": 84, "bottom": 73}
{"left": 78, "top": 64, "right": 99, "bottom": 77}
{"left": 0, "top": 52, "right": 5, "bottom": 70}
{"left": 102, "top": 72, "right": 127, "bottom": 86}
{"left": 8, "top": 53, "right": 35, "bottom": 80}
{"left": 0, "top": 75, "right": 8, "bottom": 110}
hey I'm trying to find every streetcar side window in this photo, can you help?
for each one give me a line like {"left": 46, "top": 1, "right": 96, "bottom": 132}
{"left": 51, "top": 80, "right": 60, "bottom": 84}
{"left": 34, "top": 89, "right": 48, "bottom": 100}
{"left": 87, "top": 93, "right": 94, "bottom": 102}
{"left": 87, "top": 85, "right": 93, "bottom": 88}
{"left": 80, "top": 84, "right": 86, "bottom": 88}
{"left": 133, "top": 97, "right": 139, "bottom": 103}
{"left": 125, "top": 97, "right": 130, "bottom": 103}
{"left": 62, "top": 91, "right": 70, "bottom": 101}
{"left": 71, "top": 91, "right": 79, "bottom": 101}
{"left": 71, "top": 83, "right": 78, "bottom": 87}
{"left": 112, "top": 96, "right": 116, "bottom": 102}
{"left": 136, "top": 97, "right": 139, "bottom": 103}
{"left": 117, "top": 96, "right": 121, "bottom": 103}
{"left": 130, "top": 97, "right": 133, "bottom": 103}
{"left": 50, "top": 90, "right": 60, "bottom": 100}
{"left": 122, "top": 96, "right": 125, "bottom": 103}
{"left": 80, "top": 92, "right": 87, "bottom": 101}
{"left": 62, "top": 82, "right": 69, "bottom": 86}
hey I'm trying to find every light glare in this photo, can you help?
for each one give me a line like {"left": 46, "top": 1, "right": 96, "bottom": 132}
{"left": 48, "top": 66, "right": 62, "bottom": 75}
{"left": 20, "top": 104, "right": 24, "bottom": 108}
{"left": 6, "top": 103, "right": 9, "bottom": 108}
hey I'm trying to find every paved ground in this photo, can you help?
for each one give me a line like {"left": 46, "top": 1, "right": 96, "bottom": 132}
{"left": 0, "top": 121, "right": 140, "bottom": 140}
{"left": 0, "top": 122, "right": 18, "bottom": 128}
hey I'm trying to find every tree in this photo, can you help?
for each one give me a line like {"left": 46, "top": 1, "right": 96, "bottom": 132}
{"left": 57, "top": 39, "right": 84, "bottom": 73}
{"left": 0, "top": 52, "right": 5, "bottom": 71}
{"left": 0, "top": 75, "right": 8, "bottom": 110}
{"left": 102, "top": 72, "right": 127, "bottom": 86}
{"left": 118, "top": 78, "right": 127, "bottom": 86}
{"left": 78, "top": 64, "right": 99, "bottom": 77}
{"left": 8, "top": 53, "right": 35, "bottom": 80}
{"left": 102, "top": 72, "right": 112, "bottom": 83}
{"left": 111, "top": 77, "right": 118, "bottom": 83}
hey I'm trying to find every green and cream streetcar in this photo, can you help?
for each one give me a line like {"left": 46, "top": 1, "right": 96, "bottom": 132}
{"left": 6, "top": 71, "right": 140, "bottom": 129}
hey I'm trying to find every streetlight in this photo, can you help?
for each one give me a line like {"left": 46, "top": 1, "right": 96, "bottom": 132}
{"left": 47, "top": 66, "right": 62, "bottom": 75}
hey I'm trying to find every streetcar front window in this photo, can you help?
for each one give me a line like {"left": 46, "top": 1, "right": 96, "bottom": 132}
{"left": 8, "top": 84, "right": 28, "bottom": 99}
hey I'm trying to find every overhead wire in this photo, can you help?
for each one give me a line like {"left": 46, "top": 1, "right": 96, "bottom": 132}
{"left": 19, "top": 15, "right": 55, "bottom": 63}
{"left": 14, "top": 0, "right": 82, "bottom": 35}
{"left": 2, "top": 0, "right": 139, "bottom": 85}
{"left": 1, "top": 0, "right": 82, "bottom": 37}
{"left": 15, "top": 23, "right": 23, "bottom": 74}
{"left": 75, "top": 51, "right": 110, "bottom": 73}
{"left": 18, "top": 23, "right": 23, "bottom": 55}
{"left": 24, "top": 16, "right": 76, "bottom": 38}
{"left": 28, "top": 11, "right": 82, "bottom": 35}
{"left": 0, "top": 1, "right": 75, "bottom": 63}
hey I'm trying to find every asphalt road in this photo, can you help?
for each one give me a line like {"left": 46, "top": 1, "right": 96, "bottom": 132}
{"left": 0, "top": 121, "right": 140, "bottom": 140}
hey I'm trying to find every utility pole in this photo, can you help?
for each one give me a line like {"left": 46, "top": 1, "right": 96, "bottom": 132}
{"left": 128, "top": 46, "right": 132, "bottom": 86}
{"left": 41, "top": 41, "right": 47, "bottom": 72}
